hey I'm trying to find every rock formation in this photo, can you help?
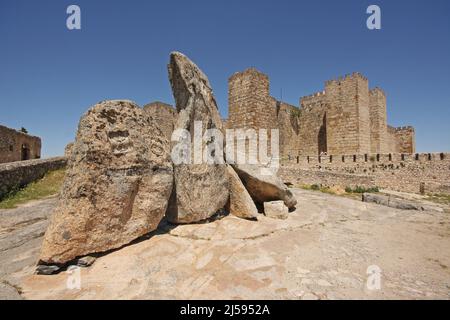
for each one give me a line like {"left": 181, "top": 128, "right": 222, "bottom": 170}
{"left": 39, "top": 100, "right": 173, "bottom": 264}
{"left": 232, "top": 165, "right": 297, "bottom": 209}
{"left": 227, "top": 165, "right": 258, "bottom": 219}
{"left": 37, "top": 52, "right": 297, "bottom": 269}
{"left": 166, "top": 52, "right": 229, "bottom": 223}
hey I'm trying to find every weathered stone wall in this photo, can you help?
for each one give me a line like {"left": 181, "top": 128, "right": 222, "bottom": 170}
{"left": 326, "top": 73, "right": 371, "bottom": 155}
{"left": 226, "top": 68, "right": 416, "bottom": 158}
{"left": 275, "top": 99, "right": 300, "bottom": 158}
{"left": 393, "top": 126, "right": 415, "bottom": 154}
{"left": 0, "top": 157, "right": 67, "bottom": 199}
{"left": 298, "top": 92, "right": 327, "bottom": 156}
{"left": 281, "top": 153, "right": 450, "bottom": 194}
{"left": 279, "top": 166, "right": 374, "bottom": 189}
{"left": 0, "top": 125, "right": 41, "bottom": 164}
{"left": 369, "top": 88, "right": 388, "bottom": 153}
{"left": 228, "top": 68, "right": 273, "bottom": 130}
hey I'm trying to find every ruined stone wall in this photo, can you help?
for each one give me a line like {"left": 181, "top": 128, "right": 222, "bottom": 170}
{"left": 369, "top": 88, "right": 388, "bottom": 153}
{"left": 298, "top": 92, "right": 327, "bottom": 156}
{"left": 325, "top": 73, "right": 371, "bottom": 155}
{"left": 0, "top": 157, "right": 67, "bottom": 199}
{"left": 274, "top": 99, "right": 301, "bottom": 158}
{"left": 0, "top": 125, "right": 41, "bottom": 164}
{"left": 228, "top": 68, "right": 273, "bottom": 130}
{"left": 393, "top": 126, "right": 415, "bottom": 154}
{"left": 281, "top": 153, "right": 450, "bottom": 194}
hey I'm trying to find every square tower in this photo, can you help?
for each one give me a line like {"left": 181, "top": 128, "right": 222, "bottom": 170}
{"left": 325, "top": 73, "right": 371, "bottom": 155}
{"left": 369, "top": 88, "right": 388, "bottom": 153}
{"left": 228, "top": 68, "right": 273, "bottom": 130}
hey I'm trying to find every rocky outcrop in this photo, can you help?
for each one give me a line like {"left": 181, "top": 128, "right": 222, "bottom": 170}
{"left": 39, "top": 100, "right": 173, "bottom": 264}
{"left": 227, "top": 165, "right": 258, "bottom": 219}
{"left": 232, "top": 165, "right": 297, "bottom": 209}
{"left": 166, "top": 52, "right": 229, "bottom": 223}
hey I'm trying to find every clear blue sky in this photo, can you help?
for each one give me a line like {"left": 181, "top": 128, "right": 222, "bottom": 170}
{"left": 1, "top": 0, "right": 449, "bottom": 156}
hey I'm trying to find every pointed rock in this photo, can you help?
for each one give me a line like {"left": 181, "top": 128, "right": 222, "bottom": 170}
{"left": 39, "top": 100, "right": 173, "bottom": 264}
{"left": 166, "top": 52, "right": 229, "bottom": 223}
{"left": 227, "top": 165, "right": 258, "bottom": 219}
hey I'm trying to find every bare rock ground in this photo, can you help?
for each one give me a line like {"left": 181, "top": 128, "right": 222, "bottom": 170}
{"left": 1, "top": 190, "right": 450, "bottom": 299}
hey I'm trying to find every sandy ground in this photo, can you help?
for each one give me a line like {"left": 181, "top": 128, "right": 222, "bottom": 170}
{"left": 1, "top": 189, "right": 450, "bottom": 300}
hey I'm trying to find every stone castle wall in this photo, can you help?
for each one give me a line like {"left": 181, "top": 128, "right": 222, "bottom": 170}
{"left": 225, "top": 68, "right": 416, "bottom": 158}
{"left": 280, "top": 153, "right": 450, "bottom": 194}
{"left": 0, "top": 125, "right": 41, "bottom": 164}
{"left": 0, "top": 157, "right": 67, "bottom": 199}
{"left": 369, "top": 88, "right": 388, "bottom": 153}
{"left": 298, "top": 91, "right": 327, "bottom": 156}
{"left": 326, "top": 73, "right": 371, "bottom": 154}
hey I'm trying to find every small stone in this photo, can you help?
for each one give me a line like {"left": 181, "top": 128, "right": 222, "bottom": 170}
{"left": 77, "top": 256, "right": 96, "bottom": 267}
{"left": 263, "top": 201, "right": 288, "bottom": 219}
{"left": 35, "top": 264, "right": 60, "bottom": 275}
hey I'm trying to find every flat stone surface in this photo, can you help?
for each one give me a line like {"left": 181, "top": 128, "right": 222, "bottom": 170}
{"left": 2, "top": 190, "right": 450, "bottom": 299}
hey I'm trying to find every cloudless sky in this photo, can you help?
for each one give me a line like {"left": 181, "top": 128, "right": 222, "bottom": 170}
{"left": 0, "top": 0, "right": 449, "bottom": 156}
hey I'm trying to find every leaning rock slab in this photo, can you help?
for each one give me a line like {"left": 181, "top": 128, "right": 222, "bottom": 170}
{"left": 166, "top": 52, "right": 228, "bottom": 223}
{"left": 264, "top": 201, "right": 288, "bottom": 220}
{"left": 39, "top": 100, "right": 173, "bottom": 264}
{"left": 232, "top": 165, "right": 297, "bottom": 209}
{"left": 227, "top": 165, "right": 258, "bottom": 219}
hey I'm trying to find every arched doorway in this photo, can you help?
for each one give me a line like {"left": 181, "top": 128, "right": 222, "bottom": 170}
{"left": 21, "top": 144, "right": 30, "bottom": 160}
{"left": 318, "top": 113, "right": 327, "bottom": 155}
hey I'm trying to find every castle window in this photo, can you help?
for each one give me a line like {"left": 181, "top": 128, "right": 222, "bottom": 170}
{"left": 296, "top": 156, "right": 299, "bottom": 164}
{"left": 376, "top": 154, "right": 380, "bottom": 162}
{"left": 415, "top": 154, "right": 419, "bottom": 161}
{"left": 318, "top": 156, "right": 321, "bottom": 163}
{"left": 440, "top": 153, "right": 445, "bottom": 160}
{"left": 401, "top": 154, "right": 405, "bottom": 161}
{"left": 9, "top": 145, "right": 13, "bottom": 152}
{"left": 428, "top": 153, "right": 432, "bottom": 161}
{"left": 364, "top": 154, "right": 368, "bottom": 162}
{"left": 389, "top": 154, "right": 392, "bottom": 161}
{"left": 342, "top": 155, "right": 345, "bottom": 162}
{"left": 353, "top": 155, "right": 356, "bottom": 162}
{"left": 307, "top": 156, "right": 310, "bottom": 163}
{"left": 329, "top": 155, "right": 333, "bottom": 163}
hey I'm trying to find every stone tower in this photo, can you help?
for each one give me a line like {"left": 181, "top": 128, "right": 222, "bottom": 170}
{"left": 369, "top": 88, "right": 388, "bottom": 153}
{"left": 228, "top": 68, "right": 273, "bottom": 130}
{"left": 325, "top": 73, "right": 371, "bottom": 155}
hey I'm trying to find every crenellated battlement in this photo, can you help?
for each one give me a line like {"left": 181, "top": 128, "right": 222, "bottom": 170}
{"left": 393, "top": 126, "right": 414, "bottom": 132}
{"left": 369, "top": 87, "right": 386, "bottom": 96}
{"left": 325, "top": 72, "right": 368, "bottom": 86}
{"left": 228, "top": 67, "right": 268, "bottom": 82}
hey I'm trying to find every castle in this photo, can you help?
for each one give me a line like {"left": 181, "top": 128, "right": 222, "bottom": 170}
{"left": 0, "top": 125, "right": 41, "bottom": 164}
{"left": 224, "top": 68, "right": 415, "bottom": 158}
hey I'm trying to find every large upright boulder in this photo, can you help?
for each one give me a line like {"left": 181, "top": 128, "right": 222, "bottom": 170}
{"left": 39, "top": 100, "right": 173, "bottom": 264}
{"left": 227, "top": 165, "right": 258, "bottom": 219}
{"left": 232, "top": 165, "right": 297, "bottom": 209}
{"left": 166, "top": 52, "right": 229, "bottom": 223}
